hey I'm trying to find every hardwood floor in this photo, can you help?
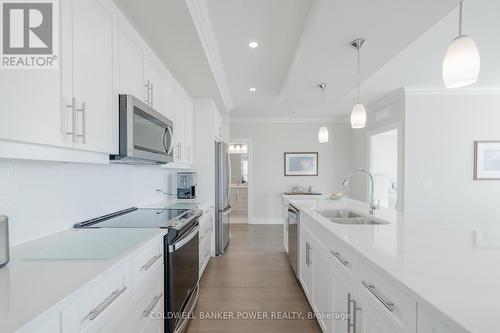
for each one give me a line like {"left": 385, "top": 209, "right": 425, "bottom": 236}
{"left": 185, "top": 224, "right": 321, "bottom": 333}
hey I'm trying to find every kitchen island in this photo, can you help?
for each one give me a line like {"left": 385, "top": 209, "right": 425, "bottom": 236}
{"left": 284, "top": 196, "right": 500, "bottom": 333}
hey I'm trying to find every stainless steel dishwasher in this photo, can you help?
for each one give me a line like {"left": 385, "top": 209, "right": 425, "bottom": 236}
{"left": 287, "top": 204, "right": 300, "bottom": 278}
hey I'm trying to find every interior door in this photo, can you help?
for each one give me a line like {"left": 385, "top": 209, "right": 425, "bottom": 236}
{"left": 72, "top": 0, "right": 114, "bottom": 154}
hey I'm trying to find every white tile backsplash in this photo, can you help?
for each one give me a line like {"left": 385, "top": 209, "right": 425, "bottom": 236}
{"left": 0, "top": 159, "right": 176, "bottom": 246}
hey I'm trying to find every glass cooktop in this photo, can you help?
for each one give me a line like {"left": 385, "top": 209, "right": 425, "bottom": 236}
{"left": 74, "top": 208, "right": 191, "bottom": 229}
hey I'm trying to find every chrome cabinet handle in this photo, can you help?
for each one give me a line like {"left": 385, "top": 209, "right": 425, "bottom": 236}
{"left": 142, "top": 254, "right": 162, "bottom": 271}
{"left": 149, "top": 82, "right": 153, "bottom": 107}
{"left": 65, "top": 97, "right": 76, "bottom": 140}
{"left": 88, "top": 286, "right": 127, "bottom": 321}
{"left": 347, "top": 293, "right": 352, "bottom": 333}
{"left": 144, "top": 80, "right": 150, "bottom": 105}
{"left": 305, "top": 242, "right": 312, "bottom": 267}
{"left": 143, "top": 293, "right": 163, "bottom": 317}
{"left": 76, "top": 101, "right": 86, "bottom": 144}
{"left": 330, "top": 250, "right": 349, "bottom": 267}
{"left": 361, "top": 280, "right": 395, "bottom": 312}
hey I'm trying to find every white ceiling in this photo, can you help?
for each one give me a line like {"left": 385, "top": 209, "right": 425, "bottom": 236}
{"left": 114, "top": 0, "right": 500, "bottom": 120}
{"left": 201, "top": 0, "right": 459, "bottom": 119}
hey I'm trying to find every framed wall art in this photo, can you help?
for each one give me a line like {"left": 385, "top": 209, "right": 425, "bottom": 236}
{"left": 284, "top": 152, "right": 318, "bottom": 176}
{"left": 474, "top": 141, "right": 500, "bottom": 180}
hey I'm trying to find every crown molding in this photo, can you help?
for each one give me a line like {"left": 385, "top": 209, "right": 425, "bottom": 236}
{"left": 185, "top": 0, "right": 234, "bottom": 113}
{"left": 404, "top": 86, "right": 500, "bottom": 96}
{"left": 230, "top": 117, "right": 350, "bottom": 124}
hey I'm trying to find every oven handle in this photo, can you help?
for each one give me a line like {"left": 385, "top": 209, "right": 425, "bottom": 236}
{"left": 168, "top": 225, "right": 199, "bottom": 253}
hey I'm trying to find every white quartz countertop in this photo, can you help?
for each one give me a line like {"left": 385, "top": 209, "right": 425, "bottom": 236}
{"left": 286, "top": 196, "right": 500, "bottom": 333}
{"left": 0, "top": 228, "right": 165, "bottom": 332}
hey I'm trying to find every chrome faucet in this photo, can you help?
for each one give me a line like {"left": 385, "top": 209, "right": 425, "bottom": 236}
{"left": 342, "top": 169, "right": 377, "bottom": 215}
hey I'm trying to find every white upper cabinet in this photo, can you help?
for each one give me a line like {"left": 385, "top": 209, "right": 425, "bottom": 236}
{"left": 0, "top": 66, "right": 65, "bottom": 148}
{"left": 0, "top": 0, "right": 194, "bottom": 165}
{"left": 117, "top": 20, "right": 144, "bottom": 98}
{"left": 214, "top": 110, "right": 223, "bottom": 141}
{"left": 185, "top": 97, "right": 194, "bottom": 163}
{"left": 66, "top": 0, "right": 115, "bottom": 154}
{"left": 143, "top": 56, "right": 163, "bottom": 111}
{"left": 173, "top": 87, "right": 186, "bottom": 163}
{"left": 161, "top": 75, "right": 176, "bottom": 122}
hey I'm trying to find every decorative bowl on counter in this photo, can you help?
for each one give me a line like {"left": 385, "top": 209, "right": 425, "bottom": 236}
{"left": 328, "top": 192, "right": 345, "bottom": 200}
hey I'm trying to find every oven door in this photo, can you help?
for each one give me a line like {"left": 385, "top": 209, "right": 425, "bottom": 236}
{"left": 166, "top": 224, "right": 199, "bottom": 333}
{"left": 121, "top": 94, "right": 174, "bottom": 163}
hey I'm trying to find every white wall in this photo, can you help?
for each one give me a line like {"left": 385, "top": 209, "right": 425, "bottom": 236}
{"left": 230, "top": 121, "right": 352, "bottom": 221}
{"left": 351, "top": 90, "right": 405, "bottom": 208}
{"left": 0, "top": 160, "right": 176, "bottom": 245}
{"left": 404, "top": 92, "right": 500, "bottom": 229}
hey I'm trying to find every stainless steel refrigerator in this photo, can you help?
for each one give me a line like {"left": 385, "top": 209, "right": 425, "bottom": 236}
{"left": 215, "top": 141, "right": 231, "bottom": 255}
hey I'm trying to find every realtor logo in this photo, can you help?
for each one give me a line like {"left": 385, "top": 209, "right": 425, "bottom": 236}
{"left": 1, "top": 0, "right": 58, "bottom": 69}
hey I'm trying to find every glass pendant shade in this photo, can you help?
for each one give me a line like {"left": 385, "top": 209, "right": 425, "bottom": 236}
{"left": 318, "top": 126, "right": 329, "bottom": 143}
{"left": 351, "top": 103, "right": 367, "bottom": 129}
{"left": 442, "top": 35, "right": 480, "bottom": 89}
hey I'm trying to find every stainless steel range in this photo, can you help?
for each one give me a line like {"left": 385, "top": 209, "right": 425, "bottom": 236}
{"left": 74, "top": 207, "right": 202, "bottom": 333}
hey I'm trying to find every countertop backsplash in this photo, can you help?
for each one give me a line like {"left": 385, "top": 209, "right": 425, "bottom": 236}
{"left": 0, "top": 159, "right": 176, "bottom": 246}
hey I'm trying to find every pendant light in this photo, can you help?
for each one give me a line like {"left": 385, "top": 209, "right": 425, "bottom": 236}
{"left": 317, "top": 83, "right": 329, "bottom": 143}
{"left": 442, "top": 0, "right": 480, "bottom": 89}
{"left": 350, "top": 38, "right": 367, "bottom": 129}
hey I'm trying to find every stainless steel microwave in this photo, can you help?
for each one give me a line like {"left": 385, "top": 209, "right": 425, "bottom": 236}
{"left": 110, "top": 95, "right": 174, "bottom": 164}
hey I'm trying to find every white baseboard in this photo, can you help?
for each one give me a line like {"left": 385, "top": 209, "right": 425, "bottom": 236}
{"left": 250, "top": 218, "right": 283, "bottom": 225}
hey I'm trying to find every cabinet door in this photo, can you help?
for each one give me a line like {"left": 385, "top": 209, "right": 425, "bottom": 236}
{"left": 143, "top": 56, "right": 162, "bottom": 111}
{"left": 299, "top": 228, "right": 314, "bottom": 300}
{"left": 0, "top": 9, "right": 65, "bottom": 149}
{"left": 173, "top": 87, "right": 186, "bottom": 162}
{"left": 313, "top": 248, "right": 334, "bottom": 333}
{"left": 417, "top": 306, "right": 453, "bottom": 333}
{"left": 161, "top": 75, "right": 176, "bottom": 121}
{"left": 184, "top": 96, "right": 194, "bottom": 163}
{"left": 71, "top": 0, "right": 114, "bottom": 154}
{"left": 214, "top": 110, "right": 223, "bottom": 140}
{"left": 332, "top": 272, "right": 354, "bottom": 333}
{"left": 359, "top": 299, "right": 397, "bottom": 333}
{"left": 118, "top": 21, "right": 144, "bottom": 98}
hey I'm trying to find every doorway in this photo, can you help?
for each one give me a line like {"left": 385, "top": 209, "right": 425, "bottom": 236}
{"left": 368, "top": 128, "right": 399, "bottom": 209}
{"left": 228, "top": 141, "right": 251, "bottom": 224}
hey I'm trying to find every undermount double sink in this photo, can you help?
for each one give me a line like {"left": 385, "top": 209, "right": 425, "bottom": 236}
{"left": 314, "top": 209, "right": 389, "bottom": 225}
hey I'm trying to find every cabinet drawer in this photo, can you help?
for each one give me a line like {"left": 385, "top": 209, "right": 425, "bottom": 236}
{"left": 62, "top": 265, "right": 131, "bottom": 333}
{"left": 100, "top": 269, "right": 164, "bottom": 333}
{"left": 358, "top": 263, "right": 416, "bottom": 332}
{"left": 326, "top": 238, "right": 357, "bottom": 278}
{"left": 132, "top": 237, "right": 163, "bottom": 290}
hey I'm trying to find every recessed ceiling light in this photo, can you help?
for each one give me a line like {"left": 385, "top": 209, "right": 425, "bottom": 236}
{"left": 248, "top": 41, "right": 259, "bottom": 48}
{"left": 249, "top": 87, "right": 257, "bottom": 92}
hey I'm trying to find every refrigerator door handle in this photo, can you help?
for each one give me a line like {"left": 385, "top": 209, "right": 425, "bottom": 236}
{"left": 222, "top": 206, "right": 232, "bottom": 216}
{"left": 226, "top": 151, "right": 231, "bottom": 203}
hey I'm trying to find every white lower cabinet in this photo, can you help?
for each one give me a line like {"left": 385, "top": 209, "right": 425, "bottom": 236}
{"left": 62, "top": 264, "right": 132, "bottom": 333}
{"left": 312, "top": 243, "right": 334, "bottom": 333}
{"left": 417, "top": 305, "right": 459, "bottom": 333}
{"left": 199, "top": 208, "right": 214, "bottom": 276}
{"left": 299, "top": 226, "right": 314, "bottom": 299}
{"left": 332, "top": 272, "right": 354, "bottom": 333}
{"left": 358, "top": 299, "right": 397, "bottom": 333}
{"left": 18, "top": 235, "right": 165, "bottom": 333}
{"left": 100, "top": 268, "right": 164, "bottom": 333}
{"left": 299, "top": 213, "right": 421, "bottom": 333}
